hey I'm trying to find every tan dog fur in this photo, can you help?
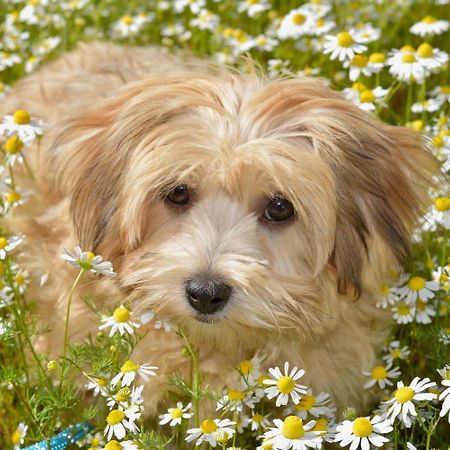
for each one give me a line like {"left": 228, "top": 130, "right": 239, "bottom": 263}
{"left": 2, "top": 41, "right": 437, "bottom": 414}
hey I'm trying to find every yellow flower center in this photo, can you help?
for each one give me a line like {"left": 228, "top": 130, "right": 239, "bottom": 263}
{"left": 91, "top": 437, "right": 100, "bottom": 446}
{"left": 352, "top": 417, "right": 373, "bottom": 437}
{"left": 7, "top": 191, "right": 21, "bottom": 203}
{"left": 228, "top": 389, "right": 245, "bottom": 401}
{"left": 239, "top": 359, "right": 253, "bottom": 375}
{"left": 435, "top": 197, "right": 450, "bottom": 212}
{"left": 5, "top": 136, "right": 23, "bottom": 154}
{"left": 121, "top": 15, "right": 133, "bottom": 25}
{"left": 277, "top": 376, "right": 295, "bottom": 394}
{"left": 11, "top": 431, "right": 21, "bottom": 445}
{"left": 360, "top": 90, "right": 375, "bottom": 103}
{"left": 85, "top": 251, "right": 95, "bottom": 262}
{"left": 397, "top": 302, "right": 411, "bottom": 315}
{"left": 13, "top": 110, "right": 30, "bottom": 124}
{"left": 352, "top": 82, "right": 366, "bottom": 92}
{"left": 422, "top": 15, "right": 436, "bottom": 24}
{"left": 170, "top": 407, "right": 183, "bottom": 419}
{"left": 104, "top": 441, "right": 122, "bottom": 450}
{"left": 252, "top": 414, "right": 264, "bottom": 423}
{"left": 337, "top": 32, "right": 353, "bottom": 47}
{"left": 96, "top": 376, "right": 107, "bottom": 387}
{"left": 120, "top": 360, "right": 139, "bottom": 373}
{"left": 200, "top": 419, "right": 217, "bottom": 434}
{"left": 440, "top": 85, "right": 450, "bottom": 94}
{"left": 402, "top": 53, "right": 416, "bottom": 63}
{"left": 352, "top": 54, "right": 368, "bottom": 67}
{"left": 432, "top": 135, "right": 444, "bottom": 148}
{"left": 0, "top": 237, "right": 8, "bottom": 249}
{"left": 15, "top": 274, "right": 25, "bottom": 285}
{"left": 113, "top": 306, "right": 130, "bottom": 323}
{"left": 401, "top": 45, "right": 415, "bottom": 52}
{"left": 408, "top": 277, "right": 425, "bottom": 291}
{"left": 258, "top": 374, "right": 270, "bottom": 385}
{"left": 410, "top": 120, "right": 424, "bottom": 131}
{"left": 417, "top": 43, "right": 433, "bottom": 58}
{"left": 295, "top": 395, "right": 316, "bottom": 410}
{"left": 292, "top": 13, "right": 306, "bottom": 25}
{"left": 380, "top": 285, "right": 390, "bottom": 296}
{"left": 416, "top": 300, "right": 426, "bottom": 311}
{"left": 214, "top": 430, "right": 230, "bottom": 443}
{"left": 281, "top": 416, "right": 304, "bottom": 439}
{"left": 395, "top": 386, "right": 414, "bottom": 403}
{"left": 106, "top": 409, "right": 125, "bottom": 425}
{"left": 371, "top": 366, "right": 388, "bottom": 380}
{"left": 312, "top": 418, "right": 328, "bottom": 432}
{"left": 369, "top": 52, "right": 385, "bottom": 63}
{"left": 261, "top": 439, "right": 273, "bottom": 449}
{"left": 316, "top": 18, "right": 325, "bottom": 27}
{"left": 390, "top": 349, "right": 402, "bottom": 359}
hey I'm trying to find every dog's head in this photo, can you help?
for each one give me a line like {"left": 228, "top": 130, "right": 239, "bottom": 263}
{"left": 52, "top": 72, "right": 436, "bottom": 344}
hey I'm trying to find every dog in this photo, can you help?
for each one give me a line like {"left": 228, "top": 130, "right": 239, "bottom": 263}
{"left": 2, "top": 41, "right": 437, "bottom": 414}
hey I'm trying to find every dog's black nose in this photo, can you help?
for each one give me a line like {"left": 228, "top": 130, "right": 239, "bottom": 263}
{"left": 185, "top": 277, "right": 232, "bottom": 314}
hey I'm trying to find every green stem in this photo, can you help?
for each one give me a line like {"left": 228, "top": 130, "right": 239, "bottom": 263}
{"left": 60, "top": 268, "right": 85, "bottom": 387}
{"left": 405, "top": 82, "right": 414, "bottom": 125}
{"left": 22, "top": 153, "right": 35, "bottom": 180}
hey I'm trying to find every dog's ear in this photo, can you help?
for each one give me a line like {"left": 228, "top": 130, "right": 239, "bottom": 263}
{"left": 325, "top": 110, "right": 436, "bottom": 297}
{"left": 292, "top": 96, "right": 438, "bottom": 297}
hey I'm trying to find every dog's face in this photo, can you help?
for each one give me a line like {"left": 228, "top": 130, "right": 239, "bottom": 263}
{"left": 53, "top": 72, "right": 434, "bottom": 344}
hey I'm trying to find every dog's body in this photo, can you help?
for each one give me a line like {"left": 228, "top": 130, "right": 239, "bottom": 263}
{"left": 3, "top": 42, "right": 436, "bottom": 414}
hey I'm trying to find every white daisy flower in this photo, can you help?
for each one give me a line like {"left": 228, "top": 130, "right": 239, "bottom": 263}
{"left": 382, "top": 341, "right": 410, "bottom": 364}
{"left": 310, "top": 17, "right": 335, "bottom": 36}
{"left": 354, "top": 87, "right": 388, "bottom": 111}
{"left": 277, "top": 7, "right": 316, "bottom": 40}
{"left": 107, "top": 385, "right": 144, "bottom": 410}
{"left": 387, "top": 46, "right": 426, "bottom": 83}
{"left": 111, "top": 360, "right": 158, "bottom": 387}
{"left": 61, "top": 246, "right": 116, "bottom": 276}
{"left": 431, "top": 85, "right": 450, "bottom": 103}
{"left": 343, "top": 55, "right": 372, "bottom": 82}
{"left": 416, "top": 43, "right": 449, "bottom": 73}
{"left": 190, "top": 9, "right": 220, "bottom": 31}
{"left": 285, "top": 389, "right": 336, "bottom": 420}
{"left": 411, "top": 98, "right": 443, "bottom": 114}
{"left": 323, "top": 30, "right": 367, "bottom": 62}
{"left": 415, "top": 299, "right": 436, "bottom": 324}
{"left": 3, "top": 135, "right": 26, "bottom": 166}
{"left": 429, "top": 197, "right": 450, "bottom": 229}
{"left": 0, "top": 110, "right": 43, "bottom": 144}
{"left": 253, "top": 35, "right": 279, "bottom": 52}
{"left": 367, "top": 52, "right": 386, "bottom": 74}
{"left": 376, "top": 283, "right": 401, "bottom": 309}
{"left": 185, "top": 418, "right": 236, "bottom": 447}
{"left": 159, "top": 402, "right": 192, "bottom": 426}
{"left": 11, "top": 422, "right": 28, "bottom": 450}
{"left": 237, "top": 0, "right": 270, "bottom": 17}
{"left": 99, "top": 305, "right": 140, "bottom": 337}
{"left": 2, "top": 186, "right": 32, "bottom": 211}
{"left": 262, "top": 416, "right": 322, "bottom": 450}
{"left": 0, "top": 235, "right": 23, "bottom": 259}
{"left": 396, "top": 276, "right": 440, "bottom": 304}
{"left": 383, "top": 377, "right": 437, "bottom": 428}
{"left": 86, "top": 375, "right": 109, "bottom": 396}
{"left": 174, "top": 0, "right": 205, "bottom": 14}
{"left": 264, "top": 362, "right": 308, "bottom": 407}
{"left": 410, "top": 16, "right": 450, "bottom": 37}
{"left": 392, "top": 301, "right": 415, "bottom": 324}
{"left": 248, "top": 412, "right": 271, "bottom": 431}
{"left": 104, "top": 406, "right": 140, "bottom": 440}
{"left": 352, "top": 23, "right": 381, "bottom": 44}
{"left": 438, "top": 328, "right": 450, "bottom": 345}
{"left": 14, "top": 269, "right": 29, "bottom": 294}
{"left": 103, "top": 440, "right": 139, "bottom": 450}
{"left": 334, "top": 415, "right": 392, "bottom": 450}
{"left": 113, "top": 14, "right": 149, "bottom": 38}
{"left": 362, "top": 362, "right": 401, "bottom": 389}
{"left": 217, "top": 389, "right": 258, "bottom": 412}
{"left": 437, "top": 365, "right": 450, "bottom": 423}
{"left": 310, "top": 418, "right": 337, "bottom": 443}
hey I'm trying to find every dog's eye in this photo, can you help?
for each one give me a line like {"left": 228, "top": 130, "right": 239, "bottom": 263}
{"left": 167, "top": 184, "right": 190, "bottom": 205}
{"left": 264, "top": 197, "right": 295, "bottom": 222}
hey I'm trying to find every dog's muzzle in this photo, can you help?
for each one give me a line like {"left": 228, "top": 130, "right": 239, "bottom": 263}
{"left": 185, "top": 276, "right": 232, "bottom": 315}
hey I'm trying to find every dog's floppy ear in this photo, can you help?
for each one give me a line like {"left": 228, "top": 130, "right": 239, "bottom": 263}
{"left": 297, "top": 99, "right": 437, "bottom": 297}
{"left": 50, "top": 83, "right": 157, "bottom": 261}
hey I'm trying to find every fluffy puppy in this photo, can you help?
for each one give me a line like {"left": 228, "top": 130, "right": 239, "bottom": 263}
{"left": 2, "top": 41, "right": 436, "bottom": 413}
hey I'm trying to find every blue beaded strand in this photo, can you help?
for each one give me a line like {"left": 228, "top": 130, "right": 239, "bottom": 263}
{"left": 23, "top": 423, "right": 92, "bottom": 450}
